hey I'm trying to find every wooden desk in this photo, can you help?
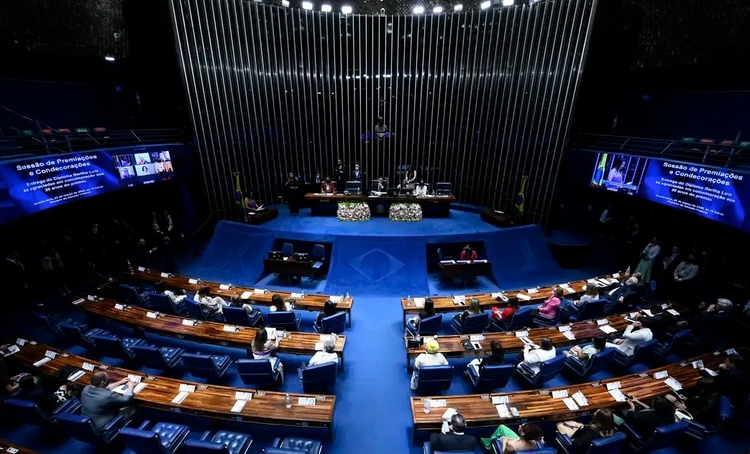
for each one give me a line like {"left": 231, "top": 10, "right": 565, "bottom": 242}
{"left": 480, "top": 209, "right": 515, "bottom": 228}
{"left": 0, "top": 439, "right": 39, "bottom": 454}
{"left": 8, "top": 341, "right": 335, "bottom": 434}
{"left": 304, "top": 193, "right": 456, "bottom": 217}
{"left": 404, "top": 304, "right": 682, "bottom": 370}
{"left": 263, "top": 258, "right": 316, "bottom": 278}
{"left": 439, "top": 260, "right": 492, "bottom": 280}
{"left": 409, "top": 349, "right": 733, "bottom": 437}
{"left": 71, "top": 296, "right": 347, "bottom": 370}
{"left": 126, "top": 268, "right": 354, "bottom": 327}
{"left": 400, "top": 273, "right": 624, "bottom": 324}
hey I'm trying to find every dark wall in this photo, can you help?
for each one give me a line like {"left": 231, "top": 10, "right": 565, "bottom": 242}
{"left": 170, "top": 0, "right": 597, "bottom": 222}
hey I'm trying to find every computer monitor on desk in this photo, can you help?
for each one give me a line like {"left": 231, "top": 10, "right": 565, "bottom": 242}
{"left": 268, "top": 251, "right": 283, "bottom": 260}
{"left": 436, "top": 182, "right": 452, "bottom": 196}
{"left": 293, "top": 252, "right": 309, "bottom": 261}
{"left": 345, "top": 181, "right": 362, "bottom": 195}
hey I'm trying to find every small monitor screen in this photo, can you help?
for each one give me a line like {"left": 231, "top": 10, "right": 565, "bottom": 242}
{"left": 590, "top": 153, "right": 648, "bottom": 195}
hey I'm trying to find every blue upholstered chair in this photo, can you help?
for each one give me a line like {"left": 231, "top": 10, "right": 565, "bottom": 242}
{"left": 56, "top": 408, "right": 133, "bottom": 445}
{"left": 531, "top": 299, "right": 569, "bottom": 327}
{"left": 652, "top": 329, "right": 690, "bottom": 358}
{"left": 567, "top": 298, "right": 606, "bottom": 323}
{"left": 612, "top": 339, "right": 658, "bottom": 368}
{"left": 491, "top": 439, "right": 555, "bottom": 454}
{"left": 131, "top": 344, "right": 184, "bottom": 370}
{"left": 88, "top": 333, "right": 146, "bottom": 359}
{"left": 237, "top": 359, "right": 282, "bottom": 387}
{"left": 119, "top": 420, "right": 190, "bottom": 454}
{"left": 281, "top": 243, "right": 294, "bottom": 258}
{"left": 422, "top": 440, "right": 477, "bottom": 454}
{"left": 4, "top": 398, "right": 80, "bottom": 428}
{"left": 263, "top": 437, "right": 323, "bottom": 454}
{"left": 181, "top": 353, "right": 233, "bottom": 379}
{"left": 563, "top": 347, "right": 616, "bottom": 379}
{"left": 59, "top": 320, "right": 113, "bottom": 348}
{"left": 119, "top": 283, "right": 151, "bottom": 308}
{"left": 145, "top": 292, "right": 181, "bottom": 314}
{"left": 406, "top": 314, "right": 442, "bottom": 337}
{"left": 516, "top": 354, "right": 566, "bottom": 387}
{"left": 310, "top": 244, "right": 326, "bottom": 279}
{"left": 184, "top": 430, "right": 253, "bottom": 454}
{"left": 313, "top": 311, "right": 346, "bottom": 334}
{"left": 467, "top": 363, "right": 514, "bottom": 391}
{"left": 621, "top": 421, "right": 688, "bottom": 452}
{"left": 268, "top": 311, "right": 301, "bottom": 331}
{"left": 556, "top": 430, "right": 626, "bottom": 454}
{"left": 685, "top": 396, "right": 731, "bottom": 440}
{"left": 298, "top": 361, "right": 337, "bottom": 393}
{"left": 451, "top": 312, "right": 489, "bottom": 334}
{"left": 33, "top": 311, "right": 70, "bottom": 336}
{"left": 413, "top": 365, "right": 454, "bottom": 393}
{"left": 223, "top": 306, "right": 264, "bottom": 327}
{"left": 183, "top": 297, "right": 224, "bottom": 322}
{"left": 490, "top": 306, "right": 532, "bottom": 332}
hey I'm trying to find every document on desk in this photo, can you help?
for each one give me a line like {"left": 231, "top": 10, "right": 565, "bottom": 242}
{"left": 667, "top": 309, "right": 680, "bottom": 316}
{"left": 612, "top": 273, "right": 621, "bottom": 279}
{"left": 113, "top": 383, "right": 147, "bottom": 395}
{"left": 72, "top": 298, "right": 85, "bottom": 305}
{"left": 562, "top": 398, "right": 580, "bottom": 411}
{"left": 453, "top": 296, "right": 466, "bottom": 305}
{"left": 599, "top": 325, "right": 617, "bottom": 334}
{"left": 231, "top": 400, "right": 247, "bottom": 413}
{"left": 291, "top": 293, "right": 304, "bottom": 299}
{"left": 469, "top": 335, "right": 485, "bottom": 341}
{"left": 474, "top": 259, "right": 488, "bottom": 263}
{"left": 526, "top": 288, "right": 539, "bottom": 294}
{"left": 429, "top": 399, "right": 447, "bottom": 408}
{"left": 171, "top": 391, "right": 189, "bottom": 404}
{"left": 414, "top": 298, "right": 425, "bottom": 308}
{"left": 298, "top": 397, "right": 316, "bottom": 406}
{"left": 188, "top": 279, "right": 199, "bottom": 284}
{"left": 330, "top": 296, "right": 343, "bottom": 303}
{"left": 314, "top": 342, "right": 324, "bottom": 351}
{"left": 516, "top": 294, "right": 531, "bottom": 301}
{"left": 240, "top": 291, "right": 252, "bottom": 300}
{"left": 552, "top": 390, "right": 569, "bottom": 399}
{"left": 701, "top": 368, "right": 718, "bottom": 377}
{"left": 254, "top": 288, "right": 265, "bottom": 295}
{"left": 219, "top": 284, "right": 231, "bottom": 290}
{"left": 496, "top": 404, "right": 510, "bottom": 418}
{"left": 265, "top": 327, "right": 277, "bottom": 340}
{"left": 564, "top": 287, "right": 576, "bottom": 294}
{"left": 33, "top": 357, "right": 52, "bottom": 367}
{"left": 67, "top": 370, "right": 86, "bottom": 382}
{"left": 572, "top": 391, "right": 589, "bottom": 407}
{"left": 609, "top": 389, "right": 628, "bottom": 402}
{"left": 235, "top": 392, "right": 253, "bottom": 401}
{"left": 515, "top": 331, "right": 530, "bottom": 338}
{"left": 606, "top": 382, "right": 621, "bottom": 390}
{"left": 664, "top": 377, "right": 683, "bottom": 391}
{"left": 492, "top": 396, "right": 509, "bottom": 405}
{"left": 562, "top": 331, "right": 576, "bottom": 341}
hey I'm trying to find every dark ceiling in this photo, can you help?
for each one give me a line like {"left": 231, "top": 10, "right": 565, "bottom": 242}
{"left": 0, "top": 0, "right": 748, "bottom": 69}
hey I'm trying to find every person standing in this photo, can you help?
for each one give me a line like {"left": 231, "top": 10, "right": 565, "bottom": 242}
{"left": 634, "top": 237, "right": 660, "bottom": 284}
{"left": 334, "top": 159, "right": 347, "bottom": 190}
{"left": 284, "top": 172, "right": 301, "bottom": 216}
{"left": 351, "top": 163, "right": 363, "bottom": 182}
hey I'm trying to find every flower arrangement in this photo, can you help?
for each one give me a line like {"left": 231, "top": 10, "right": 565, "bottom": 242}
{"left": 389, "top": 203, "right": 422, "bottom": 222}
{"left": 337, "top": 201, "right": 370, "bottom": 221}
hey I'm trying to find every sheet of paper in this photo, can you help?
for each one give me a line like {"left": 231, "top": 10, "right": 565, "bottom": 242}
{"left": 45, "top": 350, "right": 57, "bottom": 359}
{"left": 82, "top": 362, "right": 95, "bottom": 371}
{"left": 146, "top": 312, "right": 158, "bottom": 319}
{"left": 526, "top": 288, "right": 539, "bottom": 294}
{"left": 612, "top": 273, "right": 621, "bottom": 278}
{"left": 291, "top": 293, "right": 304, "bottom": 299}
{"left": 596, "top": 319, "right": 609, "bottom": 326}
{"left": 114, "top": 304, "right": 125, "bottom": 310}
{"left": 558, "top": 325, "right": 571, "bottom": 332}
{"left": 442, "top": 408, "right": 457, "bottom": 421}
{"left": 33, "top": 357, "right": 52, "bottom": 367}
{"left": 137, "top": 267, "right": 146, "bottom": 272}
{"left": 599, "top": 325, "right": 617, "bottom": 334}
{"left": 559, "top": 283, "right": 571, "bottom": 289}
{"left": 128, "top": 374, "right": 142, "bottom": 383}
{"left": 182, "top": 319, "right": 196, "bottom": 326}
{"left": 429, "top": 399, "right": 447, "bottom": 408}
{"left": 572, "top": 391, "right": 588, "bottom": 407}
{"left": 254, "top": 288, "right": 264, "bottom": 295}
{"left": 67, "top": 370, "right": 86, "bottom": 382}
{"left": 562, "top": 398, "right": 579, "bottom": 411}
{"left": 661, "top": 303, "right": 669, "bottom": 309}
{"left": 235, "top": 392, "right": 253, "bottom": 401}
{"left": 607, "top": 278, "right": 619, "bottom": 284}
{"left": 298, "top": 397, "right": 316, "bottom": 406}
{"left": 188, "top": 279, "right": 199, "bottom": 284}
{"left": 219, "top": 284, "right": 230, "bottom": 290}
{"left": 606, "top": 382, "right": 621, "bottom": 390}
{"left": 223, "top": 325, "right": 238, "bottom": 332}
{"left": 515, "top": 331, "right": 529, "bottom": 338}
{"left": 133, "top": 383, "right": 147, "bottom": 394}
{"left": 691, "top": 360, "right": 704, "bottom": 369}
{"left": 160, "top": 272, "right": 170, "bottom": 278}
{"left": 475, "top": 259, "right": 488, "bottom": 263}
{"left": 491, "top": 396, "right": 509, "bottom": 405}
{"left": 179, "top": 384, "right": 196, "bottom": 393}
{"left": 653, "top": 371, "right": 669, "bottom": 379}
{"left": 240, "top": 291, "right": 252, "bottom": 299}
{"left": 330, "top": 295, "right": 343, "bottom": 303}
{"left": 667, "top": 309, "right": 680, "bottom": 316}
{"left": 564, "top": 287, "right": 575, "bottom": 294}
{"left": 562, "top": 331, "right": 576, "bottom": 340}
{"left": 642, "top": 309, "right": 653, "bottom": 317}
{"left": 517, "top": 294, "right": 531, "bottom": 301}
{"left": 469, "top": 335, "right": 485, "bottom": 341}
{"left": 171, "top": 391, "right": 189, "bottom": 404}
{"left": 87, "top": 295, "right": 96, "bottom": 301}
{"left": 702, "top": 368, "right": 718, "bottom": 377}
{"left": 456, "top": 260, "right": 471, "bottom": 264}
{"left": 552, "top": 390, "right": 568, "bottom": 398}
{"left": 491, "top": 292, "right": 502, "bottom": 299}
{"left": 71, "top": 298, "right": 85, "bottom": 305}
{"left": 665, "top": 377, "right": 683, "bottom": 391}
{"left": 414, "top": 298, "right": 425, "bottom": 308}
{"left": 231, "top": 400, "right": 247, "bottom": 413}
{"left": 315, "top": 342, "right": 324, "bottom": 351}
{"left": 265, "top": 327, "right": 277, "bottom": 339}
{"left": 496, "top": 404, "right": 510, "bottom": 418}
{"left": 609, "top": 389, "right": 627, "bottom": 402}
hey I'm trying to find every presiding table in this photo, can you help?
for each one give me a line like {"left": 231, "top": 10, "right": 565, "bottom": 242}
{"left": 126, "top": 268, "right": 354, "bottom": 327}
{"left": 70, "top": 296, "right": 347, "bottom": 370}
{"left": 263, "top": 258, "right": 316, "bottom": 279}
{"left": 304, "top": 193, "right": 457, "bottom": 217}
{"left": 400, "top": 273, "right": 624, "bottom": 324}
{"left": 403, "top": 303, "right": 682, "bottom": 370}
{"left": 409, "top": 348, "right": 737, "bottom": 439}
{"left": 0, "top": 439, "right": 39, "bottom": 454}
{"left": 439, "top": 260, "right": 492, "bottom": 281}
{"left": 7, "top": 340, "right": 336, "bottom": 435}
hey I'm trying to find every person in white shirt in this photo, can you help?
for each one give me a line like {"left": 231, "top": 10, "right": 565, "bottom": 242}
{"left": 195, "top": 285, "right": 227, "bottom": 317}
{"left": 269, "top": 294, "right": 294, "bottom": 312}
{"left": 517, "top": 337, "right": 556, "bottom": 374}
{"left": 308, "top": 340, "right": 339, "bottom": 366}
{"left": 634, "top": 237, "right": 660, "bottom": 284}
{"left": 411, "top": 340, "right": 449, "bottom": 389}
{"left": 154, "top": 281, "right": 185, "bottom": 304}
{"left": 613, "top": 319, "right": 653, "bottom": 356}
{"left": 414, "top": 181, "right": 428, "bottom": 196}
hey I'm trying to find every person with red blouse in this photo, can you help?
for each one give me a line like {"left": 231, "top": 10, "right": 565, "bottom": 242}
{"left": 492, "top": 297, "right": 519, "bottom": 323}
{"left": 537, "top": 287, "right": 564, "bottom": 320}
{"left": 460, "top": 244, "right": 478, "bottom": 261}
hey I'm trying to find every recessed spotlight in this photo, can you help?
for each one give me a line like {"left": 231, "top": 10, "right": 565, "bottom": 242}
{"left": 321, "top": 4, "right": 332, "bottom": 11}
{"left": 302, "top": 1, "right": 313, "bottom": 10}
{"left": 433, "top": 6, "right": 443, "bottom": 13}
{"left": 413, "top": 5, "right": 424, "bottom": 13}
{"left": 453, "top": 4, "right": 463, "bottom": 11}
{"left": 281, "top": 0, "right": 290, "bottom": 6}
{"left": 480, "top": 0, "right": 491, "bottom": 9}
{"left": 341, "top": 5, "right": 352, "bottom": 13}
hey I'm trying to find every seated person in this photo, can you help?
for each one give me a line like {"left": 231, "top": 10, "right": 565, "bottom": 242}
{"left": 605, "top": 273, "right": 642, "bottom": 314}
{"left": 456, "top": 298, "right": 483, "bottom": 325}
{"left": 411, "top": 340, "right": 449, "bottom": 390}
{"left": 491, "top": 297, "right": 519, "bottom": 324}
{"left": 517, "top": 337, "right": 556, "bottom": 374}
{"left": 414, "top": 180, "right": 428, "bottom": 196}
{"left": 308, "top": 340, "right": 339, "bottom": 366}
{"left": 315, "top": 300, "right": 338, "bottom": 327}
{"left": 0, "top": 358, "right": 21, "bottom": 395}
{"left": 536, "top": 287, "right": 564, "bottom": 320}
{"left": 195, "top": 285, "right": 227, "bottom": 317}
{"left": 375, "top": 177, "right": 387, "bottom": 193}
{"left": 244, "top": 192, "right": 264, "bottom": 212}
{"left": 612, "top": 319, "right": 653, "bottom": 356}
{"left": 564, "top": 334, "right": 613, "bottom": 363}
{"left": 321, "top": 177, "right": 336, "bottom": 194}
{"left": 269, "top": 293, "right": 295, "bottom": 312}
{"left": 229, "top": 292, "right": 255, "bottom": 314}
{"left": 556, "top": 408, "right": 616, "bottom": 452}
{"left": 81, "top": 372, "right": 137, "bottom": 431}
{"left": 698, "top": 354, "right": 748, "bottom": 406}
{"left": 679, "top": 298, "right": 733, "bottom": 350}
{"left": 482, "top": 422, "right": 544, "bottom": 453}
{"left": 467, "top": 340, "right": 505, "bottom": 376}
{"left": 575, "top": 286, "right": 601, "bottom": 306}
{"left": 429, "top": 413, "right": 477, "bottom": 452}
{"left": 408, "top": 298, "right": 435, "bottom": 328}
{"left": 665, "top": 377, "right": 719, "bottom": 424}
{"left": 617, "top": 395, "right": 675, "bottom": 437}
{"left": 251, "top": 328, "right": 284, "bottom": 383}
{"left": 460, "top": 244, "right": 478, "bottom": 261}
{"left": 154, "top": 280, "right": 186, "bottom": 304}
{"left": 636, "top": 304, "right": 678, "bottom": 341}
{"left": 16, "top": 375, "right": 64, "bottom": 413}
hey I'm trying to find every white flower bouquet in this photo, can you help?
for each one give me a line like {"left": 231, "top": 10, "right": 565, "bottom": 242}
{"left": 389, "top": 203, "right": 422, "bottom": 222}
{"left": 337, "top": 201, "right": 371, "bottom": 221}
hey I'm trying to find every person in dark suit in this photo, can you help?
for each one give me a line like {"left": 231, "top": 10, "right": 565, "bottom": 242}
{"left": 620, "top": 396, "right": 675, "bottom": 438}
{"left": 17, "top": 375, "right": 63, "bottom": 413}
{"left": 334, "top": 159, "right": 347, "bottom": 190}
{"left": 657, "top": 246, "right": 683, "bottom": 296}
{"left": 284, "top": 172, "right": 301, "bottom": 215}
{"left": 430, "top": 413, "right": 477, "bottom": 452}
{"left": 80, "top": 372, "right": 137, "bottom": 431}
{"left": 699, "top": 354, "right": 748, "bottom": 406}
{"left": 3, "top": 250, "right": 37, "bottom": 307}
{"left": 351, "top": 163, "right": 363, "bottom": 182}
{"left": 638, "top": 304, "right": 678, "bottom": 342}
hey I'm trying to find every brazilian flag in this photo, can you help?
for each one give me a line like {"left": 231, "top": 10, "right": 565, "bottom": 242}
{"left": 592, "top": 153, "right": 608, "bottom": 186}
{"left": 515, "top": 176, "right": 528, "bottom": 218}
{"left": 234, "top": 172, "right": 244, "bottom": 209}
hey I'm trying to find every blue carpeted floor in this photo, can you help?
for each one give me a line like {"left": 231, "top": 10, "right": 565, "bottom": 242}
{"left": 2, "top": 209, "right": 750, "bottom": 453}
